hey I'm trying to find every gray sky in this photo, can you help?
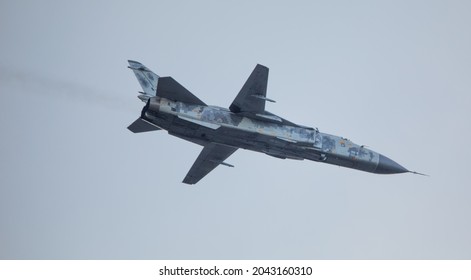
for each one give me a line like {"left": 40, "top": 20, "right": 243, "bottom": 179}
{"left": 1, "top": 0, "right": 470, "bottom": 259}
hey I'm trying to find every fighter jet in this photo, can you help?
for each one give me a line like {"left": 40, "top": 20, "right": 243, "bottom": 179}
{"left": 127, "top": 60, "right": 423, "bottom": 184}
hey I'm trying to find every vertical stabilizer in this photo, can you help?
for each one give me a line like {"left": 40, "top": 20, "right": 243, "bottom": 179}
{"left": 128, "top": 60, "right": 159, "bottom": 101}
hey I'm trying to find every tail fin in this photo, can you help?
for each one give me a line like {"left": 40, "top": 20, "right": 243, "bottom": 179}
{"left": 128, "top": 60, "right": 159, "bottom": 102}
{"left": 127, "top": 117, "right": 161, "bottom": 133}
{"left": 128, "top": 60, "right": 206, "bottom": 106}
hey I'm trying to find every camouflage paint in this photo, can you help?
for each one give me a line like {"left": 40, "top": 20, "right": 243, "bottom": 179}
{"left": 128, "top": 60, "right": 413, "bottom": 183}
{"left": 144, "top": 96, "right": 380, "bottom": 173}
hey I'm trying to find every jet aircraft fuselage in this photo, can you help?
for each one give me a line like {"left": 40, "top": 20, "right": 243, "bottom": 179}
{"left": 128, "top": 60, "right": 416, "bottom": 184}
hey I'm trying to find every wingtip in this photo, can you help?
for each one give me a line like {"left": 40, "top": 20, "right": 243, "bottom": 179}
{"left": 255, "top": 63, "right": 269, "bottom": 70}
{"left": 182, "top": 175, "right": 197, "bottom": 185}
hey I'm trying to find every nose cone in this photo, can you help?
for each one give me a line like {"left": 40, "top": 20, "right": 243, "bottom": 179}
{"left": 375, "top": 154, "right": 408, "bottom": 174}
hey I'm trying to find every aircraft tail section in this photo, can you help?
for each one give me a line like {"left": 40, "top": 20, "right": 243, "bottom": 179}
{"left": 128, "top": 60, "right": 159, "bottom": 102}
{"left": 156, "top": 77, "right": 206, "bottom": 106}
{"left": 128, "top": 60, "right": 206, "bottom": 106}
{"left": 127, "top": 117, "right": 161, "bottom": 133}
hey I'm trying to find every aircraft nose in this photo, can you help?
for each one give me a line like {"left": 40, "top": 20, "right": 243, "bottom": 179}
{"left": 375, "top": 154, "right": 408, "bottom": 174}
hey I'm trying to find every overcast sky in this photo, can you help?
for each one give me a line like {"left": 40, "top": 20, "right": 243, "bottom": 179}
{"left": 1, "top": 1, "right": 470, "bottom": 259}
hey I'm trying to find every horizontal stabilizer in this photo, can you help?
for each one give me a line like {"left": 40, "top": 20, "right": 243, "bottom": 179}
{"left": 157, "top": 77, "right": 206, "bottom": 106}
{"left": 128, "top": 118, "right": 161, "bottom": 133}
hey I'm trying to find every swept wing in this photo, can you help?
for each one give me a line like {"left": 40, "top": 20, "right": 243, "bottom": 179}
{"left": 183, "top": 143, "right": 238, "bottom": 184}
{"left": 229, "top": 64, "right": 270, "bottom": 114}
